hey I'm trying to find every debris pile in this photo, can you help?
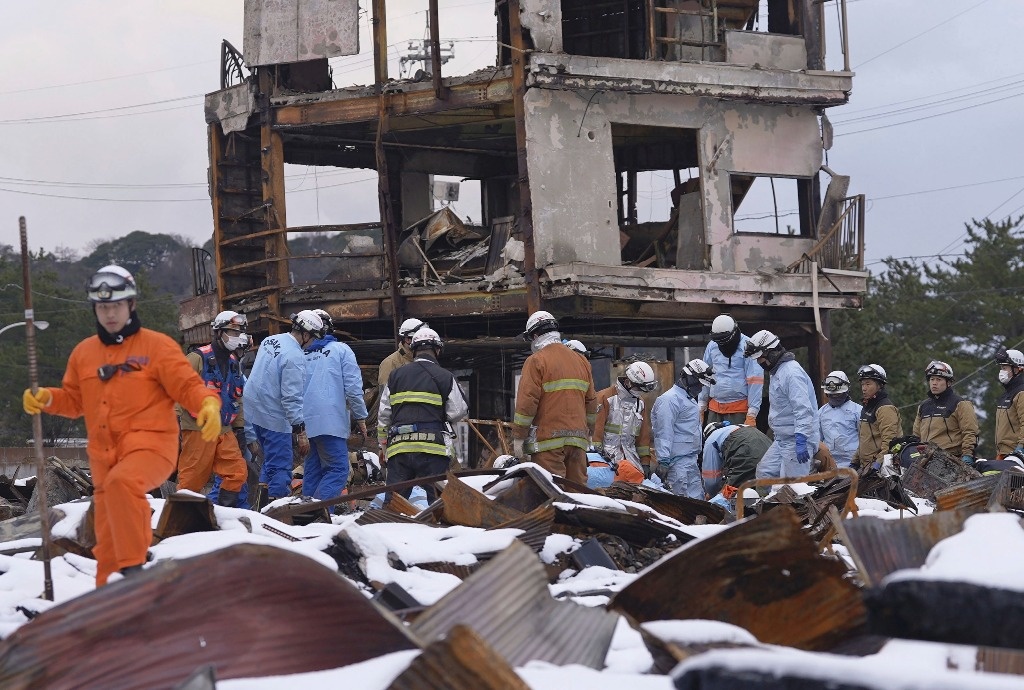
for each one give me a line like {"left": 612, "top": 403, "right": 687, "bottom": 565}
{"left": 0, "top": 458, "right": 1020, "bottom": 688}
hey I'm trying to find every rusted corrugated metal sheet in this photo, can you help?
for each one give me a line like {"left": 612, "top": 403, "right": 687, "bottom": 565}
{"left": 493, "top": 501, "right": 555, "bottom": 553}
{"left": 601, "top": 484, "right": 727, "bottom": 524}
{"left": 411, "top": 540, "right": 619, "bottom": 669}
{"left": 934, "top": 474, "right": 1001, "bottom": 512}
{"left": 977, "top": 646, "right": 1024, "bottom": 675}
{"left": 902, "top": 446, "right": 982, "bottom": 499}
{"left": 387, "top": 624, "right": 529, "bottom": 690}
{"left": 441, "top": 472, "right": 525, "bottom": 528}
{"left": 357, "top": 509, "right": 437, "bottom": 527}
{"left": 611, "top": 506, "right": 865, "bottom": 651}
{"left": 0, "top": 544, "right": 418, "bottom": 688}
{"left": 834, "top": 509, "right": 971, "bottom": 588}
{"left": 992, "top": 471, "right": 1024, "bottom": 511}
{"left": 553, "top": 503, "right": 696, "bottom": 548}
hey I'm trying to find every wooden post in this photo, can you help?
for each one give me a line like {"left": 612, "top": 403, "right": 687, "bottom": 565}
{"left": 428, "top": 0, "right": 447, "bottom": 100}
{"left": 19, "top": 218, "right": 54, "bottom": 601}
{"left": 209, "top": 123, "right": 227, "bottom": 311}
{"left": 258, "top": 68, "right": 289, "bottom": 334}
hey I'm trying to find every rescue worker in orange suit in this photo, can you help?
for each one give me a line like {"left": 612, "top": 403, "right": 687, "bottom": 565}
{"left": 513, "top": 311, "right": 598, "bottom": 487}
{"left": 591, "top": 361, "right": 656, "bottom": 484}
{"left": 23, "top": 265, "right": 220, "bottom": 586}
{"left": 175, "top": 310, "right": 249, "bottom": 507}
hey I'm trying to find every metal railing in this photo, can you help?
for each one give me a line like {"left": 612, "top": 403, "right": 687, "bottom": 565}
{"left": 787, "top": 194, "right": 864, "bottom": 273}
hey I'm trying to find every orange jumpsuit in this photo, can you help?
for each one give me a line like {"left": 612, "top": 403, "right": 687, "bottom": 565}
{"left": 45, "top": 329, "right": 216, "bottom": 586}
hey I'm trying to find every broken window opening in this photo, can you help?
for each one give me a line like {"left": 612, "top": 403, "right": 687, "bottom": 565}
{"left": 561, "top": 0, "right": 647, "bottom": 60}
{"left": 612, "top": 124, "right": 705, "bottom": 270}
{"left": 730, "top": 174, "right": 816, "bottom": 238}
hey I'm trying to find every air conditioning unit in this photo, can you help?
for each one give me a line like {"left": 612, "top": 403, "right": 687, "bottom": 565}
{"left": 432, "top": 180, "right": 460, "bottom": 202}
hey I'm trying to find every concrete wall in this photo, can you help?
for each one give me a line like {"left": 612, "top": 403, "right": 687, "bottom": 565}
{"left": 524, "top": 87, "right": 822, "bottom": 271}
{"left": 725, "top": 31, "right": 808, "bottom": 71}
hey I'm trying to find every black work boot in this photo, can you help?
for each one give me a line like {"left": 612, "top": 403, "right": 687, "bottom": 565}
{"left": 119, "top": 564, "right": 144, "bottom": 578}
{"left": 217, "top": 489, "right": 240, "bottom": 508}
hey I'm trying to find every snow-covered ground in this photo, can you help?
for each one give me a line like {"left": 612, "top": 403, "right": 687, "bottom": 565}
{"left": 0, "top": 490, "right": 1020, "bottom": 688}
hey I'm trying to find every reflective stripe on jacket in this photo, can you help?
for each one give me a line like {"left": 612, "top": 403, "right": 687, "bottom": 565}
{"left": 377, "top": 355, "right": 468, "bottom": 459}
{"left": 593, "top": 381, "right": 652, "bottom": 472}
{"left": 514, "top": 340, "right": 597, "bottom": 451}
{"left": 913, "top": 388, "right": 978, "bottom": 457}
{"left": 192, "top": 344, "right": 243, "bottom": 428}
{"left": 698, "top": 334, "right": 763, "bottom": 415}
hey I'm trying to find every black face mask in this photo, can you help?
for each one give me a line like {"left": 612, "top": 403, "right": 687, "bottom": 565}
{"left": 828, "top": 393, "right": 850, "bottom": 407}
{"left": 716, "top": 329, "right": 741, "bottom": 358}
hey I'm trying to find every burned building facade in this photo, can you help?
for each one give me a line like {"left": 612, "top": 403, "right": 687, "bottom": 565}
{"left": 184, "top": 0, "right": 862, "bottom": 429}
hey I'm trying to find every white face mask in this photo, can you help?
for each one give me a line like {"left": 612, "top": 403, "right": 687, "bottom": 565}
{"left": 999, "top": 370, "right": 1013, "bottom": 384}
{"left": 223, "top": 334, "right": 247, "bottom": 351}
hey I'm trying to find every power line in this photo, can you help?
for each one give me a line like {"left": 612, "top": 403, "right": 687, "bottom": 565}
{"left": 835, "top": 71, "right": 1024, "bottom": 118}
{"left": 853, "top": 0, "right": 994, "bottom": 69}
{"left": 834, "top": 87, "right": 1024, "bottom": 137}
{"left": 830, "top": 78, "right": 1024, "bottom": 125}
{"left": 0, "top": 60, "right": 215, "bottom": 96}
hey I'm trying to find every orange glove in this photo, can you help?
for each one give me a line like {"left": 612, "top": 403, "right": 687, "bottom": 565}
{"left": 744, "top": 414, "right": 757, "bottom": 427}
{"left": 22, "top": 388, "right": 52, "bottom": 415}
{"left": 722, "top": 485, "right": 739, "bottom": 500}
{"left": 195, "top": 397, "right": 223, "bottom": 442}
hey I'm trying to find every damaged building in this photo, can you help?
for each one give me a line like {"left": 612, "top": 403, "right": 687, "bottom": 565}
{"left": 184, "top": 0, "right": 863, "bottom": 443}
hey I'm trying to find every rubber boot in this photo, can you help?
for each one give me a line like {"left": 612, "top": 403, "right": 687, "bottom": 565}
{"left": 217, "top": 488, "right": 240, "bottom": 508}
{"left": 120, "top": 564, "right": 144, "bottom": 578}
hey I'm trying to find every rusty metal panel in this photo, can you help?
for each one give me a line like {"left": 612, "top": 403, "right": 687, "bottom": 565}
{"left": 992, "top": 470, "right": 1024, "bottom": 511}
{"left": 834, "top": 510, "right": 971, "bottom": 589}
{"left": 440, "top": 472, "right": 525, "bottom": 528}
{"left": 387, "top": 624, "right": 530, "bottom": 690}
{"left": 492, "top": 501, "right": 556, "bottom": 553}
{"left": 601, "top": 484, "right": 727, "bottom": 525}
{"left": 553, "top": 503, "right": 696, "bottom": 548}
{"left": 357, "top": 509, "right": 437, "bottom": 527}
{"left": 411, "top": 540, "right": 619, "bottom": 669}
{"left": 934, "top": 474, "right": 1002, "bottom": 512}
{"left": 902, "top": 446, "right": 982, "bottom": 500}
{"left": 977, "top": 646, "right": 1024, "bottom": 675}
{"left": 611, "top": 506, "right": 865, "bottom": 651}
{"left": 0, "top": 544, "right": 418, "bottom": 687}
{"left": 154, "top": 492, "right": 219, "bottom": 540}
{"left": 243, "top": 0, "right": 359, "bottom": 67}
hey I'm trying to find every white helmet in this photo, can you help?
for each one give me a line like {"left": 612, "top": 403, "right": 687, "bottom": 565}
{"left": 822, "top": 370, "right": 850, "bottom": 394}
{"left": 703, "top": 420, "right": 731, "bottom": 441}
{"left": 410, "top": 327, "right": 443, "bottom": 351}
{"left": 625, "top": 361, "right": 657, "bottom": 392}
{"left": 291, "top": 310, "right": 324, "bottom": 335}
{"left": 87, "top": 265, "right": 137, "bottom": 303}
{"left": 857, "top": 363, "right": 887, "bottom": 384}
{"left": 924, "top": 360, "right": 954, "bottom": 381}
{"left": 312, "top": 309, "right": 334, "bottom": 335}
{"left": 996, "top": 348, "right": 1024, "bottom": 368}
{"left": 710, "top": 314, "right": 738, "bottom": 343}
{"left": 682, "top": 359, "right": 716, "bottom": 387}
{"left": 743, "top": 330, "right": 781, "bottom": 359}
{"left": 398, "top": 318, "right": 426, "bottom": 338}
{"left": 522, "top": 310, "right": 559, "bottom": 340}
{"left": 211, "top": 310, "right": 247, "bottom": 331}
{"left": 564, "top": 339, "right": 587, "bottom": 355}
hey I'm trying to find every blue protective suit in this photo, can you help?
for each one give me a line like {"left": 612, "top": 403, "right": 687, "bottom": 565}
{"left": 757, "top": 353, "right": 821, "bottom": 479}
{"left": 243, "top": 334, "right": 306, "bottom": 433}
{"left": 651, "top": 383, "right": 703, "bottom": 499}
{"left": 303, "top": 335, "right": 368, "bottom": 438}
{"left": 243, "top": 333, "right": 306, "bottom": 499}
{"left": 818, "top": 397, "right": 862, "bottom": 468}
{"left": 301, "top": 335, "right": 368, "bottom": 501}
{"left": 698, "top": 334, "right": 764, "bottom": 416}
{"left": 701, "top": 424, "right": 742, "bottom": 498}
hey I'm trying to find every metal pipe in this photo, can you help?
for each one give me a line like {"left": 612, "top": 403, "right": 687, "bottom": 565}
{"left": 19, "top": 217, "right": 54, "bottom": 602}
{"left": 840, "top": 0, "right": 850, "bottom": 71}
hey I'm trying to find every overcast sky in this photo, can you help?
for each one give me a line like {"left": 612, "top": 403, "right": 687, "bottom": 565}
{"left": 1, "top": 0, "right": 1020, "bottom": 272}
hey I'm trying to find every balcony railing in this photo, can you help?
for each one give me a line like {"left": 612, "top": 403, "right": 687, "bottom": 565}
{"left": 786, "top": 194, "right": 865, "bottom": 274}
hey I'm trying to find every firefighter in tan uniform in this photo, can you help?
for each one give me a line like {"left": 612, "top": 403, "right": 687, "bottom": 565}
{"left": 591, "top": 362, "right": 656, "bottom": 484}
{"left": 911, "top": 360, "right": 978, "bottom": 465}
{"left": 994, "top": 347, "right": 1024, "bottom": 459}
{"left": 851, "top": 363, "right": 903, "bottom": 468}
{"left": 513, "top": 311, "right": 597, "bottom": 486}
